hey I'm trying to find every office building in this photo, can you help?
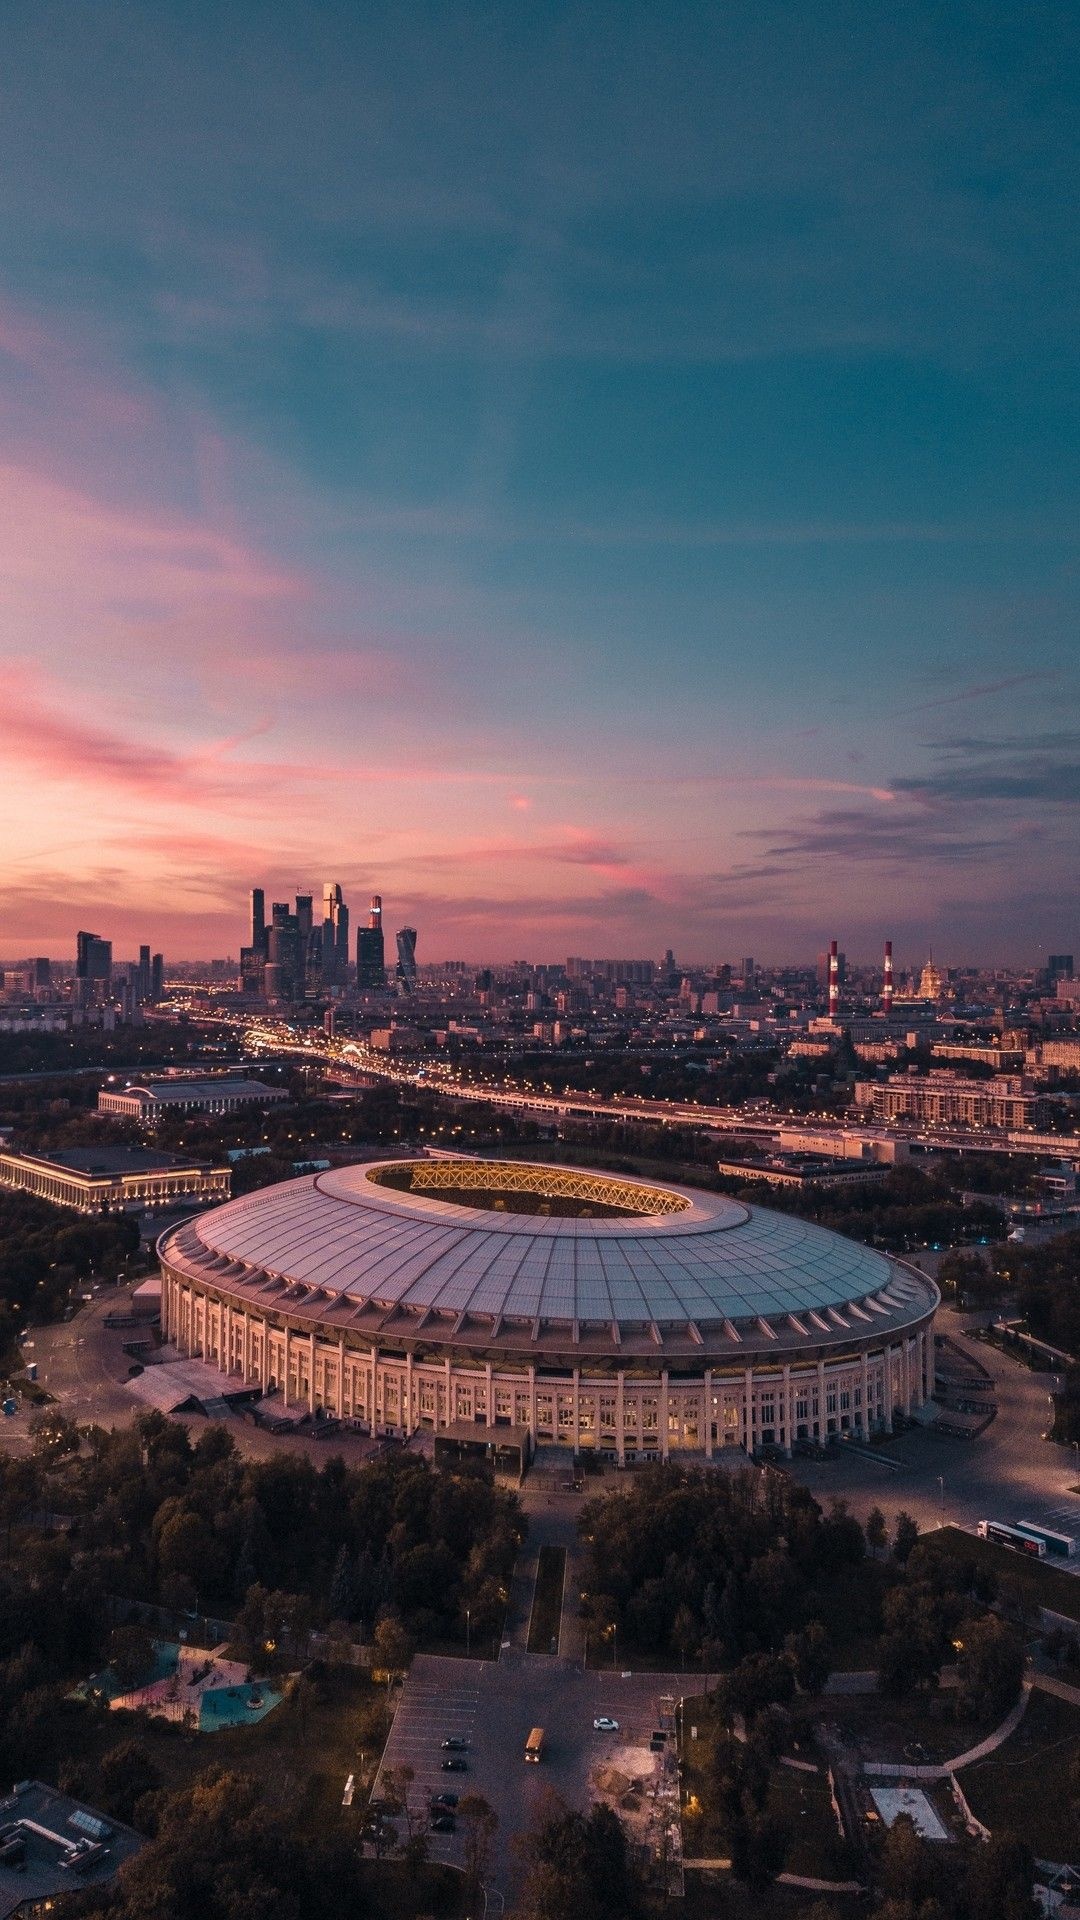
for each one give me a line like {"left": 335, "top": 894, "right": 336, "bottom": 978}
{"left": 357, "top": 895, "right": 386, "bottom": 988}
{"left": 396, "top": 925, "right": 418, "bottom": 993}
{"left": 266, "top": 902, "right": 302, "bottom": 1004}
{"left": 250, "top": 888, "right": 267, "bottom": 955}
{"left": 75, "top": 931, "right": 112, "bottom": 986}
{"left": 160, "top": 1157, "right": 938, "bottom": 1460}
{"left": 321, "top": 882, "right": 350, "bottom": 987}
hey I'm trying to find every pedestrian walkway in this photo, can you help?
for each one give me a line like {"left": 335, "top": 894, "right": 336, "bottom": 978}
{"left": 1034, "top": 1669, "right": 1080, "bottom": 1708}
{"left": 865, "top": 1682, "right": 1032, "bottom": 1781}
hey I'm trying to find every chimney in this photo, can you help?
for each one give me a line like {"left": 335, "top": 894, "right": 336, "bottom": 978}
{"left": 828, "top": 939, "right": 839, "bottom": 1019}
{"left": 883, "top": 939, "right": 894, "bottom": 1015}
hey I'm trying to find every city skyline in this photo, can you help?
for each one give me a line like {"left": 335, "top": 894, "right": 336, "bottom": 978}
{"left": 1, "top": 2, "right": 1078, "bottom": 962}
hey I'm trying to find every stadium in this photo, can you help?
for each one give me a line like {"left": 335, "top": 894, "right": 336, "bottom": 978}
{"left": 158, "top": 1158, "right": 939, "bottom": 1462}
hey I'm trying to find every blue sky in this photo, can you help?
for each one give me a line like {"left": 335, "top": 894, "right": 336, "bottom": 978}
{"left": 0, "top": 0, "right": 1076, "bottom": 962}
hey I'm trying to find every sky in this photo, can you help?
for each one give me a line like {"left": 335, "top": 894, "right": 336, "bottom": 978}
{"left": 0, "top": 0, "right": 1078, "bottom": 967}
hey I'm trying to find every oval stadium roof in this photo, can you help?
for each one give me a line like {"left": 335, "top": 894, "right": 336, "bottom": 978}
{"left": 171, "top": 1158, "right": 929, "bottom": 1347}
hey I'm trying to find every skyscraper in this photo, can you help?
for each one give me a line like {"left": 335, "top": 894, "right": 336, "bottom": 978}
{"left": 75, "top": 931, "right": 112, "bottom": 984}
{"left": 250, "top": 888, "right": 266, "bottom": 955}
{"left": 396, "top": 925, "right": 418, "bottom": 993}
{"left": 357, "top": 895, "right": 386, "bottom": 988}
{"left": 267, "top": 901, "right": 302, "bottom": 1003}
{"left": 321, "top": 882, "right": 349, "bottom": 987}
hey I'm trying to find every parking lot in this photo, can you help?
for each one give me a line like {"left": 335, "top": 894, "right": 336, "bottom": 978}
{"left": 371, "top": 1652, "right": 697, "bottom": 1906}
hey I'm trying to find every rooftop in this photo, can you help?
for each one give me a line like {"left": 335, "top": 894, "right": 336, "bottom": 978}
{"left": 13, "top": 1146, "right": 203, "bottom": 1176}
{"left": 0, "top": 1780, "right": 141, "bottom": 1917}
{"left": 161, "top": 1157, "right": 938, "bottom": 1353}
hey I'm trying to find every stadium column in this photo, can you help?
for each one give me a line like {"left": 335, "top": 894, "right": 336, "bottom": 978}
{"left": 485, "top": 1360, "right": 493, "bottom": 1428}
{"left": 444, "top": 1355, "right": 452, "bottom": 1431}
{"left": 282, "top": 1327, "right": 290, "bottom": 1409}
{"left": 407, "top": 1352, "right": 416, "bottom": 1434}
{"left": 661, "top": 1370, "right": 670, "bottom": 1462}
{"left": 573, "top": 1369, "right": 581, "bottom": 1452}
{"left": 243, "top": 1310, "right": 251, "bottom": 1385}
{"left": 309, "top": 1332, "right": 316, "bottom": 1414}
{"left": 782, "top": 1364, "right": 792, "bottom": 1458}
{"left": 883, "top": 1345, "right": 894, "bottom": 1433}
{"left": 817, "top": 1358, "right": 827, "bottom": 1448}
{"left": 926, "top": 1326, "right": 936, "bottom": 1399}
{"left": 529, "top": 1364, "right": 537, "bottom": 1444}
{"left": 901, "top": 1339, "right": 912, "bottom": 1418}
{"left": 337, "top": 1338, "right": 346, "bottom": 1419}
{"left": 704, "top": 1368, "right": 713, "bottom": 1459}
{"left": 743, "top": 1367, "right": 753, "bottom": 1455}
{"left": 861, "top": 1351, "right": 871, "bottom": 1439}
{"left": 222, "top": 1302, "right": 230, "bottom": 1375}
{"left": 616, "top": 1370, "right": 625, "bottom": 1466}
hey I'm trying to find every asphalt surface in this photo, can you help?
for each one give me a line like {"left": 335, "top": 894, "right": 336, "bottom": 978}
{"left": 372, "top": 1650, "right": 693, "bottom": 1909}
{"left": 785, "top": 1305, "right": 1080, "bottom": 1550}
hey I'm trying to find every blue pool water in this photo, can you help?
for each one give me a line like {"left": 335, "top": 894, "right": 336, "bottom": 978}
{"left": 199, "top": 1684, "right": 283, "bottom": 1731}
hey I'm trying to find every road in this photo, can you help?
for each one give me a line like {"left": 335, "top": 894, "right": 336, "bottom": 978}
{"left": 785, "top": 1304, "right": 1080, "bottom": 1548}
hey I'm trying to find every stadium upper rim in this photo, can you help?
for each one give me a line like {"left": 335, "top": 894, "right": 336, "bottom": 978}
{"left": 159, "top": 1158, "right": 939, "bottom": 1363}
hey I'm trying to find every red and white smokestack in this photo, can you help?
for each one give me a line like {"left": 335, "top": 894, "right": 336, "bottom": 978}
{"left": 828, "top": 939, "right": 839, "bottom": 1019}
{"left": 883, "top": 939, "right": 894, "bottom": 1015}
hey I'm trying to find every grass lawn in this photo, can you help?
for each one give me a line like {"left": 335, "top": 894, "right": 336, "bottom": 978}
{"left": 812, "top": 1686, "right": 1010, "bottom": 1768}
{"left": 527, "top": 1543, "right": 566, "bottom": 1653}
{"left": 49, "top": 1665, "right": 472, "bottom": 1916}
{"left": 57, "top": 1662, "right": 392, "bottom": 1826}
{"left": 680, "top": 1692, "right": 853, "bottom": 1882}
{"left": 958, "top": 1689, "right": 1080, "bottom": 1862}
{"left": 683, "top": 1878, "right": 863, "bottom": 1920}
{"left": 915, "top": 1526, "right": 1080, "bottom": 1624}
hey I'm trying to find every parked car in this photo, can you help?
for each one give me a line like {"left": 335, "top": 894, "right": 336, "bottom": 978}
{"left": 430, "top": 1792, "right": 459, "bottom": 1810}
{"left": 441, "top": 1757, "right": 468, "bottom": 1773}
{"left": 430, "top": 1813, "right": 456, "bottom": 1833}
{"left": 440, "top": 1737, "right": 468, "bottom": 1750}
{"left": 593, "top": 1716, "right": 620, "bottom": 1732}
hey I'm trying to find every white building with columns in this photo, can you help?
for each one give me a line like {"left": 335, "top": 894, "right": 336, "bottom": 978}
{"left": 157, "top": 1159, "right": 938, "bottom": 1462}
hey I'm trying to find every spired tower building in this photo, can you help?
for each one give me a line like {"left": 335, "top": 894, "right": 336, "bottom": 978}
{"left": 321, "top": 883, "right": 350, "bottom": 988}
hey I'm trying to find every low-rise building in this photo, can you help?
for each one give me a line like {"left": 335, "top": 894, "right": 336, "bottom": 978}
{"left": 854, "top": 1070, "right": 1051, "bottom": 1131}
{"left": 0, "top": 1779, "right": 142, "bottom": 1918}
{"left": 0, "top": 1146, "right": 230, "bottom": 1215}
{"left": 97, "top": 1076, "right": 289, "bottom": 1123}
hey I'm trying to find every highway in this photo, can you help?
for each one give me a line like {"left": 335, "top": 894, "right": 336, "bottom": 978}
{"left": 225, "top": 1014, "right": 1080, "bottom": 1165}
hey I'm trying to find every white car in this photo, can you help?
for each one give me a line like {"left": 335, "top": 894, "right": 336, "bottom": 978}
{"left": 593, "top": 1717, "right": 619, "bottom": 1733}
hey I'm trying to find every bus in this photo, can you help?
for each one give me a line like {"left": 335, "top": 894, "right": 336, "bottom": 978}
{"left": 1014, "top": 1520, "right": 1077, "bottom": 1560}
{"left": 977, "top": 1520, "right": 1046, "bottom": 1557}
{"left": 525, "top": 1727, "right": 545, "bottom": 1763}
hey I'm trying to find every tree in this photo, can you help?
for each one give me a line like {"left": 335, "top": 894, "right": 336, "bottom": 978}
{"left": 458, "top": 1791, "right": 498, "bottom": 1899}
{"left": 372, "top": 1612, "right": 414, "bottom": 1676}
{"left": 892, "top": 1511, "right": 920, "bottom": 1563}
{"left": 29, "top": 1409, "right": 80, "bottom": 1461}
{"left": 516, "top": 1792, "right": 643, "bottom": 1920}
{"left": 865, "top": 1506, "right": 888, "bottom": 1556}
{"left": 327, "top": 1542, "right": 354, "bottom": 1620}
{"left": 108, "top": 1624, "right": 156, "bottom": 1693}
{"left": 94, "top": 1738, "right": 161, "bottom": 1827}
{"left": 953, "top": 1615, "right": 1024, "bottom": 1722}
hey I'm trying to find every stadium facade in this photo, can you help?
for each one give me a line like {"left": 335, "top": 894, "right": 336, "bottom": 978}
{"left": 158, "top": 1159, "right": 939, "bottom": 1461}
